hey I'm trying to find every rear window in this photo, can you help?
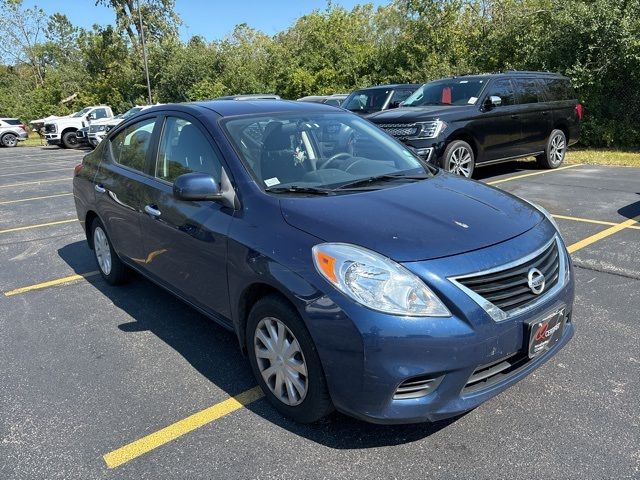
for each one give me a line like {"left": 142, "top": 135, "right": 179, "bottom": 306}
{"left": 542, "top": 78, "right": 576, "bottom": 101}
{"left": 2, "top": 119, "right": 22, "bottom": 125}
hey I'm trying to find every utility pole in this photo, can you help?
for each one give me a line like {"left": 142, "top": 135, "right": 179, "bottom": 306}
{"left": 137, "top": 0, "right": 153, "bottom": 104}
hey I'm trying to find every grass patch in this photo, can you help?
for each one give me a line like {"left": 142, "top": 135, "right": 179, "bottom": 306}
{"left": 566, "top": 149, "right": 640, "bottom": 167}
{"left": 18, "top": 132, "right": 46, "bottom": 147}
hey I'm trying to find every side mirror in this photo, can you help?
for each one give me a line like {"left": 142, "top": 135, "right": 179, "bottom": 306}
{"left": 485, "top": 96, "right": 502, "bottom": 109}
{"left": 87, "top": 113, "right": 96, "bottom": 121}
{"left": 173, "top": 172, "right": 222, "bottom": 201}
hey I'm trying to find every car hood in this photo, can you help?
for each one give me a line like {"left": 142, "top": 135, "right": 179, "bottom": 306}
{"left": 368, "top": 105, "right": 475, "bottom": 122}
{"left": 280, "top": 173, "right": 543, "bottom": 262}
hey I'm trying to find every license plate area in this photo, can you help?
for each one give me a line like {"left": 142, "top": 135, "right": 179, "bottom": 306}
{"left": 527, "top": 308, "right": 566, "bottom": 359}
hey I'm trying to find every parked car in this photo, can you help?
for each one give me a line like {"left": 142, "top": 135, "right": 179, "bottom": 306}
{"left": 88, "top": 105, "right": 155, "bottom": 148}
{"left": 73, "top": 100, "right": 574, "bottom": 424}
{"left": 297, "top": 94, "right": 349, "bottom": 107}
{"left": 0, "top": 118, "right": 29, "bottom": 147}
{"left": 342, "top": 84, "right": 420, "bottom": 115}
{"left": 44, "top": 105, "right": 114, "bottom": 148}
{"left": 368, "top": 71, "right": 582, "bottom": 177}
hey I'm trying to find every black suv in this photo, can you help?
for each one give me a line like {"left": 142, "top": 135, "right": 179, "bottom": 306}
{"left": 368, "top": 72, "right": 582, "bottom": 177}
{"left": 342, "top": 84, "right": 421, "bottom": 116}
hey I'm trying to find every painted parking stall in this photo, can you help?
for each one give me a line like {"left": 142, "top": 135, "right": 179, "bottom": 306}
{"left": 0, "top": 148, "right": 638, "bottom": 478}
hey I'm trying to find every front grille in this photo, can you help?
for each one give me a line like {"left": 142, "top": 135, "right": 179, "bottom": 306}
{"left": 394, "top": 375, "right": 443, "bottom": 400}
{"left": 457, "top": 239, "right": 560, "bottom": 314}
{"left": 463, "top": 352, "right": 529, "bottom": 395}
{"left": 44, "top": 123, "right": 56, "bottom": 133}
{"left": 377, "top": 122, "right": 419, "bottom": 138}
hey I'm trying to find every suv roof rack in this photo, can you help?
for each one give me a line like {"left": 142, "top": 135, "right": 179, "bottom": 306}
{"left": 501, "top": 70, "right": 562, "bottom": 76}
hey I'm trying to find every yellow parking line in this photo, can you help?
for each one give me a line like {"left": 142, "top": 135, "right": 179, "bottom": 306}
{"left": 552, "top": 214, "right": 640, "bottom": 231}
{"left": 103, "top": 387, "right": 264, "bottom": 469}
{"left": 487, "top": 164, "right": 582, "bottom": 185}
{"left": 0, "top": 167, "right": 71, "bottom": 178}
{"left": 0, "top": 192, "right": 72, "bottom": 205}
{"left": 567, "top": 216, "right": 640, "bottom": 253}
{"left": 3, "top": 271, "right": 99, "bottom": 297}
{"left": 0, "top": 218, "right": 77, "bottom": 234}
{"left": 0, "top": 178, "right": 71, "bottom": 188}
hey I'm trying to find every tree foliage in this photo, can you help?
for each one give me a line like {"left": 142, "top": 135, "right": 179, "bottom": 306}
{"left": 0, "top": 0, "right": 639, "bottom": 147}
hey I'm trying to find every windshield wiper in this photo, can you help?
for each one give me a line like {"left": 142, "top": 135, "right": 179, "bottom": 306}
{"left": 265, "top": 185, "right": 333, "bottom": 195}
{"left": 335, "top": 172, "right": 431, "bottom": 190}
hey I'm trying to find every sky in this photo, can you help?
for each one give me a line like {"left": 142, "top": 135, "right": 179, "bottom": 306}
{"left": 21, "top": 0, "right": 388, "bottom": 41}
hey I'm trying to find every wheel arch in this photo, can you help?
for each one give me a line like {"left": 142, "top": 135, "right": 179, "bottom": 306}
{"left": 552, "top": 121, "right": 570, "bottom": 143}
{"left": 442, "top": 129, "right": 479, "bottom": 164}
{"left": 84, "top": 210, "right": 99, "bottom": 249}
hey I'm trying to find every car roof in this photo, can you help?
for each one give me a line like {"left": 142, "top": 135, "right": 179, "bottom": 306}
{"left": 144, "top": 100, "right": 341, "bottom": 118}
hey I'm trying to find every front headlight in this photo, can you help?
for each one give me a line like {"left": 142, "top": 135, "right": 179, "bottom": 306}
{"left": 97, "top": 125, "right": 106, "bottom": 132}
{"left": 415, "top": 120, "right": 447, "bottom": 138}
{"left": 312, "top": 243, "right": 450, "bottom": 317}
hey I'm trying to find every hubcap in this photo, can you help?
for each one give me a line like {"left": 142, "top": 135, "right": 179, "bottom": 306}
{"left": 93, "top": 227, "right": 112, "bottom": 275}
{"left": 254, "top": 317, "right": 308, "bottom": 406}
{"left": 449, "top": 146, "right": 473, "bottom": 177}
{"left": 3, "top": 134, "right": 17, "bottom": 147}
{"left": 549, "top": 134, "right": 566, "bottom": 165}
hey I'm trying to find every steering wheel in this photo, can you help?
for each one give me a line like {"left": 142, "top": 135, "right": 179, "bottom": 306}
{"left": 318, "top": 152, "right": 353, "bottom": 170}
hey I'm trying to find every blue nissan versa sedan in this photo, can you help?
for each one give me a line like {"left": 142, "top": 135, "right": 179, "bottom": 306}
{"left": 73, "top": 100, "right": 574, "bottom": 424}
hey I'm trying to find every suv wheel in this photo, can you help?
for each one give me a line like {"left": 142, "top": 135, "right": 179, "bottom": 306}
{"left": 91, "top": 218, "right": 130, "bottom": 285}
{"left": 537, "top": 129, "right": 566, "bottom": 169}
{"left": 1, "top": 133, "right": 18, "bottom": 147}
{"left": 246, "top": 295, "right": 333, "bottom": 423}
{"left": 443, "top": 140, "right": 475, "bottom": 178}
{"left": 62, "top": 130, "right": 80, "bottom": 149}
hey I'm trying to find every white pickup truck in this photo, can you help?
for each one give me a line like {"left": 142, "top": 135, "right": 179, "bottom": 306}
{"left": 44, "top": 106, "right": 114, "bottom": 148}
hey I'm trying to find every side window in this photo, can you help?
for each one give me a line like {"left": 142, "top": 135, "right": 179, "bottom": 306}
{"left": 486, "top": 79, "right": 515, "bottom": 106}
{"left": 110, "top": 117, "right": 156, "bottom": 172}
{"left": 155, "top": 117, "right": 222, "bottom": 183}
{"left": 93, "top": 108, "right": 108, "bottom": 119}
{"left": 543, "top": 78, "right": 575, "bottom": 101}
{"left": 515, "top": 78, "right": 541, "bottom": 104}
{"left": 390, "top": 89, "right": 414, "bottom": 106}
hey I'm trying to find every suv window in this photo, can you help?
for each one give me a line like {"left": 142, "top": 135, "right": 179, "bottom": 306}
{"left": 486, "top": 79, "right": 515, "bottom": 106}
{"left": 93, "top": 108, "right": 108, "bottom": 120}
{"left": 155, "top": 117, "right": 222, "bottom": 183}
{"left": 542, "top": 78, "right": 576, "bottom": 101}
{"left": 110, "top": 117, "right": 156, "bottom": 172}
{"left": 1, "top": 118, "right": 22, "bottom": 126}
{"left": 514, "top": 78, "right": 542, "bottom": 104}
{"left": 390, "top": 89, "right": 414, "bottom": 107}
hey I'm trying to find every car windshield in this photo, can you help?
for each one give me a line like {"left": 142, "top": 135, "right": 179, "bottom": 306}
{"left": 72, "top": 107, "right": 93, "bottom": 118}
{"left": 122, "top": 107, "right": 143, "bottom": 119}
{"left": 342, "top": 88, "right": 392, "bottom": 113}
{"left": 403, "top": 79, "right": 487, "bottom": 107}
{"left": 223, "top": 112, "right": 432, "bottom": 192}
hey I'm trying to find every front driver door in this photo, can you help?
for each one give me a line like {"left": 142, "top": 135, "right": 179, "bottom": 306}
{"left": 138, "top": 114, "right": 234, "bottom": 319}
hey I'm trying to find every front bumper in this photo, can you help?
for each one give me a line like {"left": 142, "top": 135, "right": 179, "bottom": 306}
{"left": 303, "top": 221, "right": 575, "bottom": 424}
{"left": 45, "top": 133, "right": 61, "bottom": 145}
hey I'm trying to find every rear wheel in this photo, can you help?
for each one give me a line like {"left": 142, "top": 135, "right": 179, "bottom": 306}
{"left": 442, "top": 140, "right": 475, "bottom": 178}
{"left": 90, "top": 218, "right": 130, "bottom": 285}
{"left": 62, "top": 130, "right": 80, "bottom": 149}
{"left": 246, "top": 295, "right": 333, "bottom": 423}
{"left": 1, "top": 133, "right": 18, "bottom": 147}
{"left": 537, "top": 129, "right": 566, "bottom": 169}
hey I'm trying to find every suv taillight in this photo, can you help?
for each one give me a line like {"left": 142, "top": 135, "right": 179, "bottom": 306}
{"left": 74, "top": 163, "right": 84, "bottom": 176}
{"left": 575, "top": 103, "right": 583, "bottom": 121}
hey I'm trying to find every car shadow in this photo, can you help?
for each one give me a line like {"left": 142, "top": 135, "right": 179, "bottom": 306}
{"left": 618, "top": 198, "right": 640, "bottom": 220}
{"left": 58, "top": 240, "right": 460, "bottom": 449}
{"left": 472, "top": 158, "right": 540, "bottom": 181}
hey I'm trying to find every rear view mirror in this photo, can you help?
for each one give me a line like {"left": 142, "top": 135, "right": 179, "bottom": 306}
{"left": 173, "top": 173, "right": 222, "bottom": 201}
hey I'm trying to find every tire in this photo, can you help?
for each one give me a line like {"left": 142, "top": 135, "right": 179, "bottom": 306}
{"left": 62, "top": 130, "right": 80, "bottom": 149}
{"left": 442, "top": 140, "right": 475, "bottom": 178}
{"left": 246, "top": 295, "right": 333, "bottom": 423}
{"left": 537, "top": 129, "right": 566, "bottom": 169}
{"left": 1, "top": 133, "right": 18, "bottom": 148}
{"left": 90, "top": 218, "right": 130, "bottom": 285}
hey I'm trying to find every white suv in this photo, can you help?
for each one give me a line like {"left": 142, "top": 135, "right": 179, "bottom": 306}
{"left": 88, "top": 105, "right": 155, "bottom": 148}
{"left": 0, "top": 118, "right": 29, "bottom": 147}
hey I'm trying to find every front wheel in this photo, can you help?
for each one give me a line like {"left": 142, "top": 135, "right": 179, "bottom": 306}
{"left": 442, "top": 140, "right": 475, "bottom": 178}
{"left": 537, "top": 129, "right": 566, "bottom": 169}
{"left": 1, "top": 133, "right": 18, "bottom": 147}
{"left": 246, "top": 295, "right": 333, "bottom": 423}
{"left": 62, "top": 131, "right": 80, "bottom": 149}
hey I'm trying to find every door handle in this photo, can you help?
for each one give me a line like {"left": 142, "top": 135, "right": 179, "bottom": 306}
{"left": 542, "top": 111, "right": 549, "bottom": 116}
{"left": 510, "top": 115, "right": 520, "bottom": 119}
{"left": 94, "top": 184, "right": 106, "bottom": 194}
{"left": 144, "top": 205, "right": 161, "bottom": 218}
